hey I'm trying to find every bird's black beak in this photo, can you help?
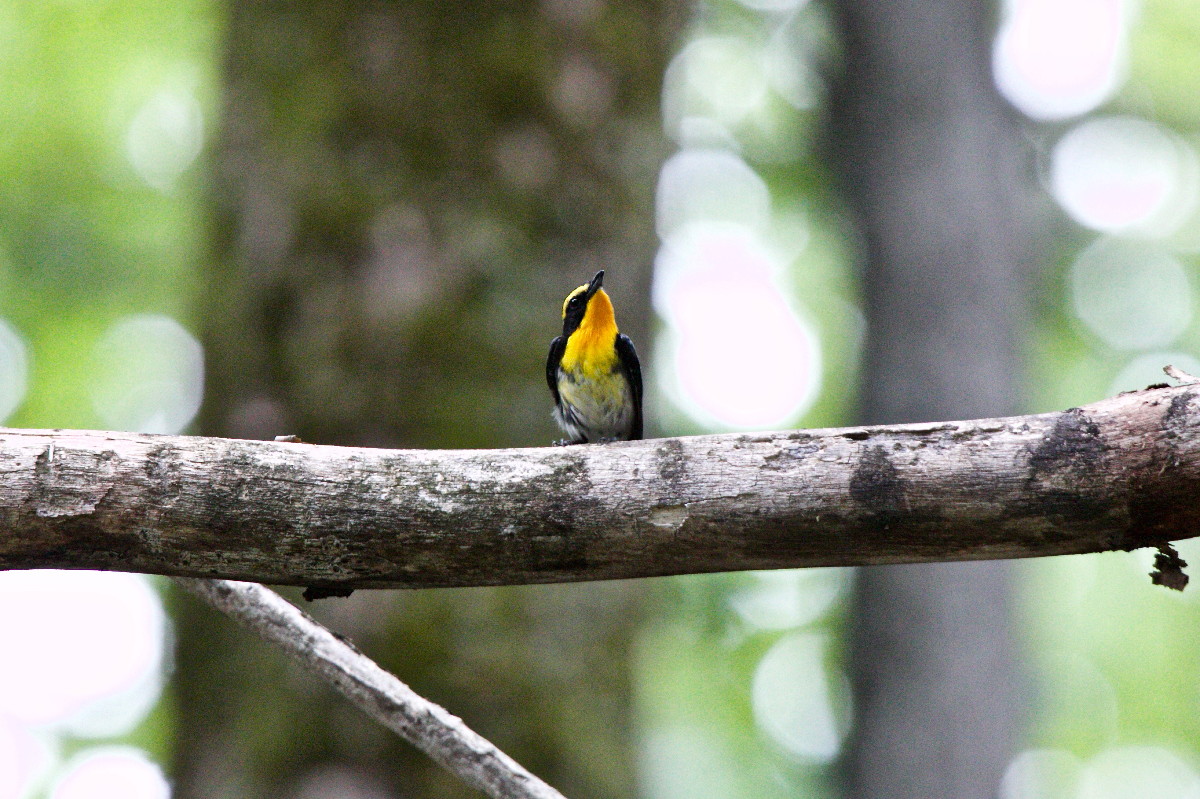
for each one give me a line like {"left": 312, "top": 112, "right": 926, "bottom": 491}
{"left": 586, "top": 270, "right": 605, "bottom": 299}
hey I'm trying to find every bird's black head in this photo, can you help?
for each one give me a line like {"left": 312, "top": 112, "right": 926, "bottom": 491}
{"left": 561, "top": 270, "right": 605, "bottom": 337}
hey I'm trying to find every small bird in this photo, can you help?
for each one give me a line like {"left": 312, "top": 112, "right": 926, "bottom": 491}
{"left": 547, "top": 270, "right": 643, "bottom": 444}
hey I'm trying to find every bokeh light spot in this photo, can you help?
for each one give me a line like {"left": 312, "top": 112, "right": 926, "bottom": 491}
{"left": 127, "top": 88, "right": 204, "bottom": 192}
{"left": 655, "top": 224, "right": 821, "bottom": 430}
{"left": 1001, "top": 749, "right": 1082, "bottom": 799}
{"left": 656, "top": 149, "right": 771, "bottom": 239}
{"left": 0, "top": 719, "right": 51, "bottom": 799}
{"left": 729, "top": 569, "right": 848, "bottom": 631}
{"left": 1070, "top": 238, "right": 1192, "bottom": 351}
{"left": 0, "top": 317, "right": 29, "bottom": 424}
{"left": 639, "top": 726, "right": 739, "bottom": 799}
{"left": 0, "top": 571, "right": 164, "bottom": 733}
{"left": 1078, "top": 746, "right": 1200, "bottom": 799}
{"left": 550, "top": 55, "right": 613, "bottom": 128}
{"left": 91, "top": 314, "right": 204, "bottom": 434}
{"left": 1051, "top": 116, "right": 1197, "bottom": 234}
{"left": 765, "top": 18, "right": 821, "bottom": 110}
{"left": 751, "top": 631, "right": 848, "bottom": 762}
{"left": 994, "top": 0, "right": 1127, "bottom": 120}
{"left": 51, "top": 748, "right": 169, "bottom": 799}
{"left": 662, "top": 37, "right": 769, "bottom": 137}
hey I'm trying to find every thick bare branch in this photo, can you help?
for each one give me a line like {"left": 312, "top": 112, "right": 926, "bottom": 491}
{"left": 176, "top": 578, "right": 567, "bottom": 799}
{"left": 2, "top": 382, "right": 1198, "bottom": 589}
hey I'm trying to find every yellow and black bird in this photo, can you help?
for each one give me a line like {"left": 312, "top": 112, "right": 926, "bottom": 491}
{"left": 547, "top": 270, "right": 643, "bottom": 444}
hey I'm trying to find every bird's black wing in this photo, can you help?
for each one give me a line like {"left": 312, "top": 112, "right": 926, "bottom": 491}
{"left": 615, "top": 333, "right": 643, "bottom": 440}
{"left": 546, "top": 336, "right": 566, "bottom": 405}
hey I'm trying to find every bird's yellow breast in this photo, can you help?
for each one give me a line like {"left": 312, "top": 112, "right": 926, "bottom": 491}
{"left": 560, "top": 288, "right": 619, "bottom": 378}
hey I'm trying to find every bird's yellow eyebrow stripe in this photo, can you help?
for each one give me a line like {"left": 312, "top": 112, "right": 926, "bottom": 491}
{"left": 561, "top": 284, "right": 589, "bottom": 318}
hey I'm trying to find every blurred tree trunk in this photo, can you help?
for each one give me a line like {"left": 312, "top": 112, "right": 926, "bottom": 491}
{"left": 173, "top": 2, "right": 677, "bottom": 798}
{"left": 826, "top": 0, "right": 1036, "bottom": 797}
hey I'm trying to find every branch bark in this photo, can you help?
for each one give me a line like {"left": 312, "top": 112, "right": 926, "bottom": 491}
{"left": 3, "top": 382, "right": 1198, "bottom": 589}
{"left": 176, "top": 578, "right": 567, "bottom": 799}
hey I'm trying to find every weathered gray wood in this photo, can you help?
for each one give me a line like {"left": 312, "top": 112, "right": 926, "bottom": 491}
{"left": 176, "top": 578, "right": 568, "bottom": 799}
{"left": 1, "top": 382, "right": 1197, "bottom": 590}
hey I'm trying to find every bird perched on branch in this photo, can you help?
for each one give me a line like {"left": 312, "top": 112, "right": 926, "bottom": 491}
{"left": 547, "top": 270, "right": 643, "bottom": 444}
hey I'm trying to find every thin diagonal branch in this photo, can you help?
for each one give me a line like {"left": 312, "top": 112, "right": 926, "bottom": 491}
{"left": 175, "top": 577, "right": 568, "bottom": 799}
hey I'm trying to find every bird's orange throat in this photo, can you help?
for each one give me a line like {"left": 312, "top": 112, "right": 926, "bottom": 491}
{"left": 561, "top": 289, "right": 619, "bottom": 374}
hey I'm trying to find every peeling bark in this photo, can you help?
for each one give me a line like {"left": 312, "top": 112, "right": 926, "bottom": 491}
{"left": 2, "top": 383, "right": 1198, "bottom": 589}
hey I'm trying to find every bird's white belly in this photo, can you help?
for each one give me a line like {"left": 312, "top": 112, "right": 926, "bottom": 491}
{"left": 555, "top": 368, "right": 634, "bottom": 442}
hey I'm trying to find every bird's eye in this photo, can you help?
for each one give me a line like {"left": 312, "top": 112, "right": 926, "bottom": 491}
{"left": 568, "top": 296, "right": 581, "bottom": 308}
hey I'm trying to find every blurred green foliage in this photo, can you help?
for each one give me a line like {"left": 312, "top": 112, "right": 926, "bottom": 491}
{"left": 1129, "top": 0, "right": 1200, "bottom": 130}
{"left": 0, "top": 0, "right": 217, "bottom": 430}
